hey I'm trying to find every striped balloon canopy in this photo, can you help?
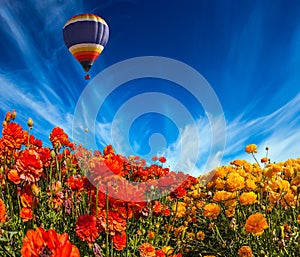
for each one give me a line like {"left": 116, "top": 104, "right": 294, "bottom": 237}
{"left": 63, "top": 14, "right": 109, "bottom": 80}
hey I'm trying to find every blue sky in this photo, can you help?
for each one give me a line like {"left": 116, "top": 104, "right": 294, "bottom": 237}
{"left": 1, "top": 0, "right": 300, "bottom": 177}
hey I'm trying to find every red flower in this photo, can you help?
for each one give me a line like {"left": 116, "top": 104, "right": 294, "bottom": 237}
{"left": 15, "top": 149, "right": 43, "bottom": 183}
{"left": 49, "top": 127, "right": 71, "bottom": 149}
{"left": 0, "top": 198, "right": 6, "bottom": 223}
{"left": 170, "top": 186, "right": 186, "bottom": 199}
{"left": 112, "top": 231, "right": 126, "bottom": 251}
{"left": 67, "top": 176, "right": 84, "bottom": 191}
{"left": 1, "top": 122, "right": 27, "bottom": 150}
{"left": 76, "top": 214, "right": 99, "bottom": 243}
{"left": 21, "top": 227, "right": 80, "bottom": 257}
{"left": 103, "top": 144, "right": 115, "bottom": 156}
{"left": 37, "top": 147, "right": 52, "bottom": 167}
{"left": 155, "top": 250, "right": 166, "bottom": 257}
{"left": 152, "top": 201, "right": 163, "bottom": 215}
{"left": 98, "top": 209, "right": 126, "bottom": 235}
{"left": 20, "top": 207, "right": 33, "bottom": 222}
{"left": 158, "top": 157, "right": 166, "bottom": 163}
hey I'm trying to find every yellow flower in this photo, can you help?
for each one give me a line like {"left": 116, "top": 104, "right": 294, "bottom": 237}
{"left": 203, "top": 203, "right": 221, "bottom": 219}
{"left": 245, "top": 178, "right": 257, "bottom": 191}
{"left": 162, "top": 245, "right": 174, "bottom": 255}
{"left": 226, "top": 172, "right": 245, "bottom": 192}
{"left": 196, "top": 231, "right": 205, "bottom": 241}
{"left": 239, "top": 192, "right": 257, "bottom": 205}
{"left": 195, "top": 200, "right": 205, "bottom": 209}
{"left": 238, "top": 246, "right": 253, "bottom": 257}
{"left": 231, "top": 159, "right": 246, "bottom": 167}
{"left": 245, "top": 213, "right": 268, "bottom": 236}
{"left": 213, "top": 190, "right": 234, "bottom": 202}
{"left": 172, "top": 202, "right": 186, "bottom": 218}
{"left": 225, "top": 207, "right": 236, "bottom": 218}
{"left": 245, "top": 144, "right": 257, "bottom": 154}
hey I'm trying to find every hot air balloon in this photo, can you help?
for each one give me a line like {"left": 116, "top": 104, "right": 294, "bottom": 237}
{"left": 62, "top": 14, "right": 109, "bottom": 80}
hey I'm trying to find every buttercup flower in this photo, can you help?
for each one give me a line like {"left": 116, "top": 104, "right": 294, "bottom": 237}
{"left": 172, "top": 202, "right": 186, "bottom": 218}
{"left": 239, "top": 192, "right": 257, "bottom": 206}
{"left": 76, "top": 214, "right": 99, "bottom": 243}
{"left": 226, "top": 172, "right": 245, "bottom": 192}
{"left": 238, "top": 246, "right": 253, "bottom": 257}
{"left": 0, "top": 198, "right": 6, "bottom": 223}
{"left": 245, "top": 144, "right": 257, "bottom": 154}
{"left": 112, "top": 231, "right": 126, "bottom": 251}
{"left": 139, "top": 242, "right": 156, "bottom": 257}
{"left": 21, "top": 227, "right": 80, "bottom": 257}
{"left": 245, "top": 213, "right": 269, "bottom": 236}
{"left": 203, "top": 203, "right": 221, "bottom": 219}
{"left": 49, "top": 127, "right": 72, "bottom": 149}
{"left": 20, "top": 207, "right": 33, "bottom": 222}
{"left": 1, "top": 122, "right": 27, "bottom": 150}
{"left": 15, "top": 149, "right": 43, "bottom": 183}
{"left": 196, "top": 231, "right": 205, "bottom": 241}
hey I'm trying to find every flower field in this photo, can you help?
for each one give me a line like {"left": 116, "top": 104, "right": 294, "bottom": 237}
{"left": 0, "top": 110, "right": 299, "bottom": 257}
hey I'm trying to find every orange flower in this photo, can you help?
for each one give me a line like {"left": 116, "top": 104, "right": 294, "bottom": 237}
{"left": 20, "top": 207, "right": 33, "bottom": 222}
{"left": 203, "top": 203, "right": 221, "bottom": 219}
{"left": 297, "top": 214, "right": 300, "bottom": 224}
{"left": 76, "top": 214, "right": 99, "bottom": 243}
{"left": 15, "top": 149, "right": 43, "bottom": 183}
{"left": 21, "top": 227, "right": 80, "bottom": 257}
{"left": 0, "top": 198, "right": 6, "bottom": 223}
{"left": 245, "top": 144, "right": 257, "bottom": 154}
{"left": 139, "top": 242, "right": 156, "bottom": 257}
{"left": 245, "top": 213, "right": 268, "bottom": 236}
{"left": 238, "top": 246, "right": 253, "bottom": 257}
{"left": 239, "top": 192, "right": 257, "bottom": 206}
{"left": 112, "top": 231, "right": 126, "bottom": 251}
{"left": 7, "top": 169, "right": 21, "bottom": 184}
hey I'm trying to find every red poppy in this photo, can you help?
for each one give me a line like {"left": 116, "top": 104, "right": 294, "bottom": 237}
{"left": 76, "top": 214, "right": 99, "bottom": 243}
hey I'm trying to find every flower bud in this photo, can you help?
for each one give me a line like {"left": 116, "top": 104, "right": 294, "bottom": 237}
{"left": 5, "top": 112, "right": 11, "bottom": 122}
{"left": 11, "top": 109, "right": 17, "bottom": 120}
{"left": 50, "top": 149, "right": 56, "bottom": 158}
{"left": 27, "top": 117, "right": 34, "bottom": 129}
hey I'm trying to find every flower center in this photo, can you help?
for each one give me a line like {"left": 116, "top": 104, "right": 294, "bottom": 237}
{"left": 39, "top": 245, "right": 53, "bottom": 257}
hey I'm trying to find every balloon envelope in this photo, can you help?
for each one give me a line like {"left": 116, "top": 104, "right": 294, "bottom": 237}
{"left": 63, "top": 14, "right": 109, "bottom": 75}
